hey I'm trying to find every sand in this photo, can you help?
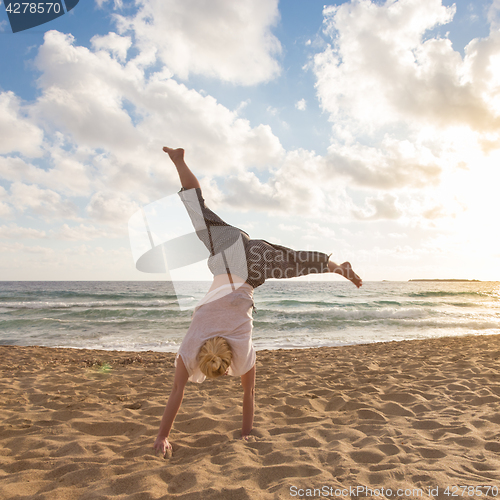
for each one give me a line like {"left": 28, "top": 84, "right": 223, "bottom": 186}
{"left": 1, "top": 335, "right": 500, "bottom": 500}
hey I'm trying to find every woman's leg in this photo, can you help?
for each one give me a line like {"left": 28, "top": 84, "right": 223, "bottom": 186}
{"left": 163, "top": 147, "right": 201, "bottom": 190}
{"left": 246, "top": 240, "right": 363, "bottom": 288}
{"left": 327, "top": 260, "right": 363, "bottom": 288}
{"left": 164, "top": 147, "right": 248, "bottom": 286}
{"left": 163, "top": 147, "right": 362, "bottom": 289}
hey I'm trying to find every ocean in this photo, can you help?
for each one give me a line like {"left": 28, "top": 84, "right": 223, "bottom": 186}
{"left": 0, "top": 280, "right": 499, "bottom": 352}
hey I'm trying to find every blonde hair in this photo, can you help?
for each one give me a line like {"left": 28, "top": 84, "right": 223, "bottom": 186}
{"left": 198, "top": 337, "right": 232, "bottom": 379}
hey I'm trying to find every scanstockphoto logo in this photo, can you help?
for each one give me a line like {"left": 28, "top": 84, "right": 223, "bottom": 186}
{"left": 3, "top": 0, "right": 79, "bottom": 33}
{"left": 128, "top": 190, "right": 249, "bottom": 310}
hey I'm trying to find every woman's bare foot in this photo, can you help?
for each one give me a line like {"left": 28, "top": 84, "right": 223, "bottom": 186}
{"left": 163, "top": 146, "right": 201, "bottom": 190}
{"left": 329, "top": 261, "right": 363, "bottom": 288}
{"left": 162, "top": 147, "right": 185, "bottom": 164}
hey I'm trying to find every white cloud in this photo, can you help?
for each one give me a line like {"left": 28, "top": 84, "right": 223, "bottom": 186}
{"left": 114, "top": 0, "right": 282, "bottom": 85}
{"left": 218, "top": 148, "right": 354, "bottom": 218}
{"left": 0, "top": 224, "right": 47, "bottom": 239}
{"left": 31, "top": 30, "right": 284, "bottom": 191}
{"left": 235, "top": 99, "right": 251, "bottom": 116}
{"left": 303, "top": 222, "right": 337, "bottom": 240}
{"left": 0, "top": 202, "right": 11, "bottom": 218}
{"left": 0, "top": 149, "right": 91, "bottom": 197}
{"left": 488, "top": 0, "right": 500, "bottom": 29}
{"left": 134, "top": 78, "right": 284, "bottom": 177}
{"left": 325, "top": 137, "right": 442, "bottom": 189}
{"left": 95, "top": 0, "right": 123, "bottom": 10}
{"left": 278, "top": 223, "right": 302, "bottom": 232}
{"left": 0, "top": 156, "right": 42, "bottom": 184}
{"left": 270, "top": 149, "right": 330, "bottom": 215}
{"left": 315, "top": 0, "right": 457, "bottom": 128}
{"left": 0, "top": 92, "right": 44, "bottom": 157}
{"left": 0, "top": 185, "right": 9, "bottom": 217}
{"left": 221, "top": 170, "right": 281, "bottom": 211}
{"left": 86, "top": 191, "right": 140, "bottom": 224}
{"left": 352, "top": 194, "right": 402, "bottom": 220}
{"left": 8, "top": 182, "right": 77, "bottom": 218}
{"left": 0, "top": 241, "right": 54, "bottom": 258}
{"left": 55, "top": 223, "right": 126, "bottom": 240}
{"left": 267, "top": 106, "right": 278, "bottom": 116}
{"left": 422, "top": 205, "right": 447, "bottom": 220}
{"left": 0, "top": 242, "right": 24, "bottom": 254}
{"left": 34, "top": 31, "right": 143, "bottom": 153}
{"left": 90, "top": 32, "right": 132, "bottom": 62}
{"left": 315, "top": 0, "right": 500, "bottom": 135}
{"left": 295, "top": 99, "right": 307, "bottom": 111}
{"left": 19, "top": 245, "right": 54, "bottom": 256}
{"left": 44, "top": 143, "right": 93, "bottom": 195}
{"left": 0, "top": 222, "right": 121, "bottom": 241}
{"left": 312, "top": 0, "right": 500, "bottom": 200}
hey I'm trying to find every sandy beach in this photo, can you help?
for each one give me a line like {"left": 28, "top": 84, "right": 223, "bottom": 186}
{"left": 1, "top": 335, "right": 500, "bottom": 499}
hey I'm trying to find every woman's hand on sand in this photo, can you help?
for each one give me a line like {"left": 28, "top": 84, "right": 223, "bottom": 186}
{"left": 153, "top": 436, "right": 172, "bottom": 457}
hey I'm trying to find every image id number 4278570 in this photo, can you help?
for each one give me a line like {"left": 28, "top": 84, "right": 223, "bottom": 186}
{"left": 5, "top": 2, "right": 61, "bottom": 14}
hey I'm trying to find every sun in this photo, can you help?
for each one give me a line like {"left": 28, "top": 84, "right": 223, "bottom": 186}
{"left": 420, "top": 126, "right": 500, "bottom": 280}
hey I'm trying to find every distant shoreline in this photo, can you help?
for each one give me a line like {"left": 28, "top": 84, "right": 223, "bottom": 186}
{"left": 408, "top": 279, "right": 481, "bottom": 282}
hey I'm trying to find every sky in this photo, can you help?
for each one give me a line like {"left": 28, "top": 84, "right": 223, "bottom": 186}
{"left": 0, "top": 0, "right": 499, "bottom": 282}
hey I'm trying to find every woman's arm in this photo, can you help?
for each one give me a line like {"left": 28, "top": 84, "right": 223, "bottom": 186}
{"left": 240, "top": 365, "right": 256, "bottom": 440}
{"left": 153, "top": 356, "right": 189, "bottom": 456}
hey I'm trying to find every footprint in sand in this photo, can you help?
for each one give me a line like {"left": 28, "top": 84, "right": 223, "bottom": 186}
{"left": 71, "top": 421, "right": 146, "bottom": 437}
{"left": 349, "top": 449, "right": 385, "bottom": 465}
